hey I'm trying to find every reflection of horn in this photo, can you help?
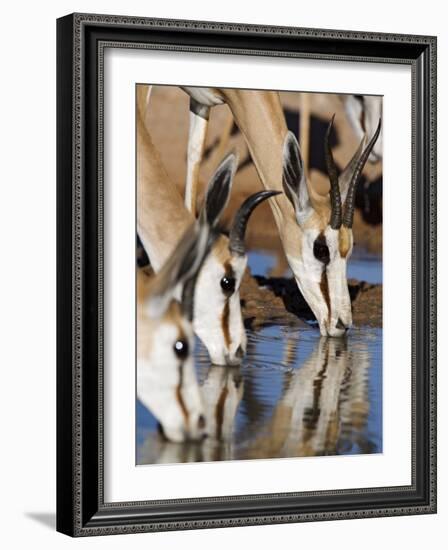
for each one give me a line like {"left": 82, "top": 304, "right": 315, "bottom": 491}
{"left": 280, "top": 329, "right": 300, "bottom": 393}
{"left": 338, "top": 341, "right": 371, "bottom": 452}
{"left": 229, "top": 191, "right": 281, "bottom": 256}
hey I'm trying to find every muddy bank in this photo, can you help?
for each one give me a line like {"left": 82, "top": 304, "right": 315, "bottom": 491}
{"left": 240, "top": 268, "right": 382, "bottom": 329}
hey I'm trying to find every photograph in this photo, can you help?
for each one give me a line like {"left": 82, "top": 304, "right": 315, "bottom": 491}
{"left": 135, "top": 84, "right": 383, "bottom": 465}
{"left": 54, "top": 10, "right": 436, "bottom": 537}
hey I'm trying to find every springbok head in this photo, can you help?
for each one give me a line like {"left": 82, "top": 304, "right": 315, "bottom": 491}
{"left": 282, "top": 116, "right": 381, "bottom": 337}
{"left": 137, "top": 219, "right": 215, "bottom": 442}
{"left": 344, "top": 95, "right": 383, "bottom": 162}
{"left": 194, "top": 153, "right": 281, "bottom": 365}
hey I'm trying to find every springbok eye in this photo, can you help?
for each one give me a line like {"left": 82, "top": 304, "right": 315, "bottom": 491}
{"left": 313, "top": 237, "right": 330, "bottom": 265}
{"left": 220, "top": 276, "right": 236, "bottom": 295}
{"left": 173, "top": 339, "right": 189, "bottom": 360}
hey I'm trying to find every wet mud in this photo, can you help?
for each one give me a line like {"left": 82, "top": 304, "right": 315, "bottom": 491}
{"left": 240, "top": 268, "right": 382, "bottom": 329}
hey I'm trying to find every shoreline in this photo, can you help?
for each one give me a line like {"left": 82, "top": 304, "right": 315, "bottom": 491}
{"left": 240, "top": 268, "right": 382, "bottom": 329}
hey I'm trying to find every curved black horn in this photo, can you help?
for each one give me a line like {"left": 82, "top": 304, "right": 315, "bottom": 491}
{"left": 342, "top": 118, "right": 382, "bottom": 228}
{"left": 325, "top": 114, "right": 342, "bottom": 229}
{"left": 229, "top": 190, "right": 281, "bottom": 256}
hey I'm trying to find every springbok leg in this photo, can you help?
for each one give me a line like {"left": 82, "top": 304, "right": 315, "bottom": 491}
{"left": 185, "top": 98, "right": 210, "bottom": 214}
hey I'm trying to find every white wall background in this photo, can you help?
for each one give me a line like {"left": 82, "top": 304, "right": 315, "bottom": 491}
{"left": 0, "top": 1, "right": 445, "bottom": 548}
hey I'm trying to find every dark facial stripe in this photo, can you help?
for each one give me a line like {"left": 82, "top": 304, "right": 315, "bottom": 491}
{"left": 221, "top": 300, "right": 231, "bottom": 348}
{"left": 313, "top": 233, "right": 330, "bottom": 265}
{"left": 320, "top": 267, "right": 331, "bottom": 326}
{"left": 215, "top": 385, "right": 229, "bottom": 440}
{"left": 176, "top": 364, "right": 189, "bottom": 425}
{"left": 221, "top": 261, "right": 236, "bottom": 350}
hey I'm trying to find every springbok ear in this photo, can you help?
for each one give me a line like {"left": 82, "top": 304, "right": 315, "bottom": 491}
{"left": 282, "top": 132, "right": 311, "bottom": 225}
{"left": 146, "top": 220, "right": 215, "bottom": 319}
{"left": 146, "top": 220, "right": 218, "bottom": 320}
{"left": 202, "top": 152, "right": 238, "bottom": 227}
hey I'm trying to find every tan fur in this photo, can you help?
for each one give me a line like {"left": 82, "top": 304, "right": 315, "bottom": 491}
{"left": 138, "top": 85, "right": 238, "bottom": 273}
{"left": 302, "top": 209, "right": 329, "bottom": 232}
{"left": 218, "top": 89, "right": 334, "bottom": 252}
{"left": 137, "top": 85, "right": 193, "bottom": 268}
{"left": 338, "top": 226, "right": 353, "bottom": 258}
{"left": 211, "top": 234, "right": 232, "bottom": 264}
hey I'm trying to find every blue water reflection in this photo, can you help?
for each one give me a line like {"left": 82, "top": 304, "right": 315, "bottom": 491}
{"left": 137, "top": 325, "right": 382, "bottom": 464}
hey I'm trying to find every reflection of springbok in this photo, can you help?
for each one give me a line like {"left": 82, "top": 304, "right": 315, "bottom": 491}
{"left": 181, "top": 88, "right": 380, "bottom": 336}
{"left": 245, "top": 336, "right": 370, "bottom": 459}
{"left": 201, "top": 366, "right": 244, "bottom": 461}
{"left": 137, "top": 219, "right": 214, "bottom": 442}
{"left": 137, "top": 86, "right": 279, "bottom": 364}
{"left": 138, "top": 364, "right": 244, "bottom": 463}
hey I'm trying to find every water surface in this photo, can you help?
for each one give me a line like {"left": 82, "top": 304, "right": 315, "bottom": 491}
{"left": 137, "top": 324, "right": 382, "bottom": 464}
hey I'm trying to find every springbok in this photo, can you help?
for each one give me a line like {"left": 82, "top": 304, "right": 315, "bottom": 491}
{"left": 342, "top": 95, "right": 383, "bottom": 163}
{"left": 137, "top": 219, "right": 215, "bottom": 442}
{"left": 137, "top": 85, "right": 279, "bottom": 363}
{"left": 282, "top": 117, "right": 381, "bottom": 335}
{"left": 181, "top": 88, "right": 381, "bottom": 336}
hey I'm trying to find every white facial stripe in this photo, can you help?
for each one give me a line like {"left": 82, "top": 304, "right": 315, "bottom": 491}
{"left": 193, "top": 252, "right": 247, "bottom": 365}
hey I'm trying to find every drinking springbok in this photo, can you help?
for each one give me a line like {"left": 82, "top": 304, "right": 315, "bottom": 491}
{"left": 137, "top": 219, "right": 215, "bottom": 442}
{"left": 182, "top": 88, "right": 381, "bottom": 336}
{"left": 282, "top": 116, "right": 381, "bottom": 335}
{"left": 137, "top": 85, "right": 279, "bottom": 364}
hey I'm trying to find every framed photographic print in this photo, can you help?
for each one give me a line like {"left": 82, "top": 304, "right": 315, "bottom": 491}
{"left": 56, "top": 13, "right": 437, "bottom": 536}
